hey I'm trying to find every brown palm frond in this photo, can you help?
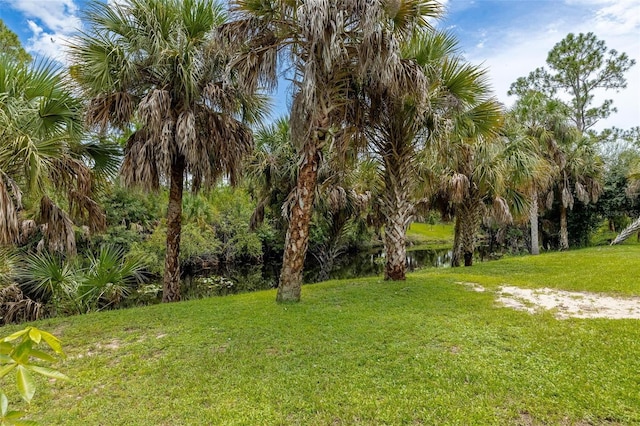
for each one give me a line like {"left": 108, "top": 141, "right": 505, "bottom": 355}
{"left": 47, "top": 157, "right": 106, "bottom": 233}
{"left": 561, "top": 185, "right": 574, "bottom": 210}
{"left": 327, "top": 186, "right": 348, "bottom": 212}
{"left": 491, "top": 196, "right": 513, "bottom": 224}
{"left": 198, "top": 110, "right": 254, "bottom": 187}
{"left": 39, "top": 196, "right": 76, "bottom": 255}
{"left": 574, "top": 181, "right": 589, "bottom": 204}
{"left": 545, "top": 190, "right": 554, "bottom": 210}
{"left": 86, "top": 92, "right": 136, "bottom": 130}
{"left": 19, "top": 220, "right": 38, "bottom": 245}
{"left": 176, "top": 111, "right": 197, "bottom": 158}
{"left": 138, "top": 89, "right": 171, "bottom": 134}
{"left": 611, "top": 216, "right": 640, "bottom": 245}
{"left": 68, "top": 189, "right": 107, "bottom": 232}
{"left": 448, "top": 172, "right": 470, "bottom": 203}
{"left": 588, "top": 179, "right": 603, "bottom": 203}
{"left": 0, "top": 172, "right": 21, "bottom": 245}
{"left": 0, "top": 284, "right": 45, "bottom": 325}
{"left": 121, "top": 129, "right": 160, "bottom": 191}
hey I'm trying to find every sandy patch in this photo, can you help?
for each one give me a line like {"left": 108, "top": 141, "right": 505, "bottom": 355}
{"left": 497, "top": 286, "right": 640, "bottom": 319}
{"left": 455, "top": 281, "right": 640, "bottom": 319}
{"left": 455, "top": 281, "right": 486, "bottom": 292}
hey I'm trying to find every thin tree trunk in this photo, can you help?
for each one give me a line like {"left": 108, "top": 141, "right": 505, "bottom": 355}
{"left": 451, "top": 215, "right": 463, "bottom": 267}
{"left": 163, "top": 155, "right": 185, "bottom": 303}
{"left": 530, "top": 189, "right": 540, "bottom": 255}
{"left": 277, "top": 144, "right": 320, "bottom": 302}
{"left": 559, "top": 204, "right": 569, "bottom": 250}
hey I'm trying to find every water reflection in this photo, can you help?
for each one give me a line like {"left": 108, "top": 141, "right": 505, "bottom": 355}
{"left": 305, "top": 247, "right": 453, "bottom": 283}
{"left": 206, "top": 246, "right": 489, "bottom": 295}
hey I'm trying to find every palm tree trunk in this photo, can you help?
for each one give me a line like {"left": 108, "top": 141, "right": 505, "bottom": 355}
{"left": 559, "top": 204, "right": 569, "bottom": 250}
{"left": 451, "top": 215, "right": 463, "bottom": 267}
{"left": 458, "top": 198, "right": 482, "bottom": 267}
{"left": 383, "top": 206, "right": 409, "bottom": 280}
{"left": 277, "top": 144, "right": 320, "bottom": 302}
{"left": 530, "top": 190, "right": 540, "bottom": 255}
{"left": 163, "top": 155, "right": 185, "bottom": 302}
{"left": 382, "top": 166, "right": 412, "bottom": 280}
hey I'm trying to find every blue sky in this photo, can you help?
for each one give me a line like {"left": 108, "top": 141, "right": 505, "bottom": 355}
{"left": 1, "top": 0, "right": 638, "bottom": 130}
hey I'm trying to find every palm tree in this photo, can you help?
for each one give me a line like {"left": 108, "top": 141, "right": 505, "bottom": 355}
{"left": 225, "top": 0, "right": 443, "bottom": 301}
{"left": 507, "top": 92, "right": 563, "bottom": 254}
{"left": 509, "top": 84, "right": 604, "bottom": 251}
{"left": 71, "top": 0, "right": 257, "bottom": 302}
{"left": 553, "top": 134, "right": 603, "bottom": 249}
{"left": 248, "top": 118, "right": 371, "bottom": 281}
{"left": 0, "top": 55, "right": 103, "bottom": 255}
{"left": 246, "top": 118, "right": 297, "bottom": 234}
{"left": 366, "top": 30, "right": 509, "bottom": 279}
{"left": 409, "top": 37, "right": 510, "bottom": 267}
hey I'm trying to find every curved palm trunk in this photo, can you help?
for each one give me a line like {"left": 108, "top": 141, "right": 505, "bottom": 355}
{"left": 611, "top": 216, "right": 640, "bottom": 245}
{"left": 277, "top": 144, "right": 320, "bottom": 302}
{"left": 530, "top": 189, "right": 540, "bottom": 255}
{"left": 559, "top": 204, "right": 569, "bottom": 250}
{"left": 163, "top": 155, "right": 185, "bottom": 302}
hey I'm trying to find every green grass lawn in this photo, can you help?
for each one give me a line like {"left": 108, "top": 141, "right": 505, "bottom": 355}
{"left": 406, "top": 222, "right": 454, "bottom": 250}
{"left": 9, "top": 246, "right": 640, "bottom": 425}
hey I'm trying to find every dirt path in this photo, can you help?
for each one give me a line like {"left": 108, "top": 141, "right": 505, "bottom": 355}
{"left": 456, "top": 282, "right": 640, "bottom": 319}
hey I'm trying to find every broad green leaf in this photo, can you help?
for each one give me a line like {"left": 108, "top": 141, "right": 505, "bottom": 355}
{"left": 2, "top": 329, "right": 29, "bottom": 343}
{"left": 27, "top": 329, "right": 40, "bottom": 345}
{"left": 25, "top": 365, "right": 69, "bottom": 381}
{"left": 0, "top": 363, "right": 17, "bottom": 378}
{"left": 0, "top": 354, "right": 13, "bottom": 364}
{"left": 16, "top": 366, "right": 35, "bottom": 403}
{"left": 8, "top": 419, "right": 38, "bottom": 426}
{"left": 27, "top": 350, "right": 55, "bottom": 363}
{"left": 38, "top": 331, "right": 63, "bottom": 356}
{"left": 0, "top": 342, "right": 13, "bottom": 354}
{"left": 12, "top": 342, "right": 32, "bottom": 364}
{"left": 5, "top": 410, "right": 27, "bottom": 419}
{"left": 0, "top": 391, "right": 7, "bottom": 416}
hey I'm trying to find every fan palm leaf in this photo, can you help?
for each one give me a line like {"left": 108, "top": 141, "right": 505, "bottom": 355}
{"left": 0, "top": 55, "right": 105, "bottom": 253}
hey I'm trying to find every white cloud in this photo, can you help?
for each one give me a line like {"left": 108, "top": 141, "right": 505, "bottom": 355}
{"left": 3, "top": 0, "right": 82, "bottom": 64}
{"left": 25, "top": 20, "right": 73, "bottom": 63}
{"left": 465, "top": 0, "right": 640, "bottom": 131}
{"left": 5, "top": 0, "right": 81, "bottom": 33}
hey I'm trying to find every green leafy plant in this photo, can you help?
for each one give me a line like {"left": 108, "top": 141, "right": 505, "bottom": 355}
{"left": 0, "top": 327, "right": 67, "bottom": 425}
{"left": 77, "top": 245, "right": 147, "bottom": 312}
{"left": 20, "top": 253, "right": 80, "bottom": 316}
{"left": 19, "top": 246, "right": 149, "bottom": 316}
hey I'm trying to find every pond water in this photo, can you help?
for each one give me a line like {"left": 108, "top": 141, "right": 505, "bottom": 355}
{"left": 184, "top": 245, "right": 493, "bottom": 297}
{"left": 210, "top": 246, "right": 491, "bottom": 294}
{"left": 304, "top": 247, "right": 454, "bottom": 283}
